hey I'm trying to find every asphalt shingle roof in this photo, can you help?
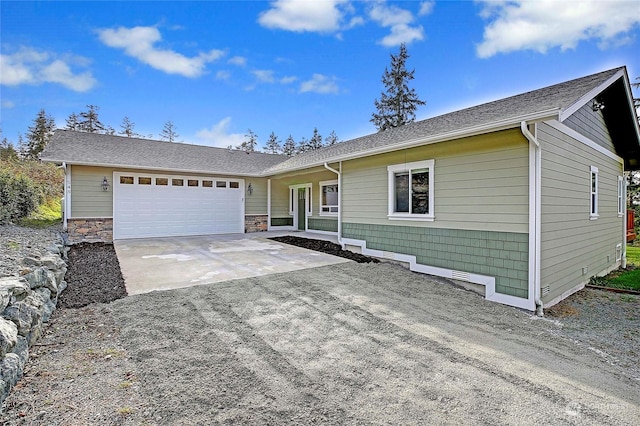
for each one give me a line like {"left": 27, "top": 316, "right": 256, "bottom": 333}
{"left": 41, "top": 130, "right": 287, "bottom": 176}
{"left": 264, "top": 67, "right": 623, "bottom": 174}
{"left": 42, "top": 67, "right": 628, "bottom": 176}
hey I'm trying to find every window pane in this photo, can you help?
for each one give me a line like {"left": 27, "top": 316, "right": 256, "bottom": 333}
{"left": 412, "top": 169, "right": 429, "bottom": 214}
{"left": 216, "top": 181, "right": 227, "bottom": 188}
{"left": 120, "top": 176, "right": 134, "bottom": 184}
{"left": 188, "top": 179, "right": 199, "bottom": 187}
{"left": 229, "top": 181, "right": 239, "bottom": 189}
{"left": 202, "top": 180, "right": 213, "bottom": 188}
{"left": 138, "top": 177, "right": 152, "bottom": 185}
{"left": 322, "top": 184, "right": 338, "bottom": 206}
{"left": 395, "top": 172, "right": 409, "bottom": 213}
{"left": 172, "top": 179, "right": 184, "bottom": 186}
{"left": 156, "top": 178, "right": 168, "bottom": 186}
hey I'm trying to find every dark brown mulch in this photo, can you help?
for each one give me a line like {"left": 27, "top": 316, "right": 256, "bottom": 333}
{"left": 57, "top": 242, "right": 128, "bottom": 308}
{"left": 269, "top": 236, "right": 380, "bottom": 264}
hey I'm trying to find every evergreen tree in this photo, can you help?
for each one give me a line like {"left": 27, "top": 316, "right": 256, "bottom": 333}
{"left": 25, "top": 109, "right": 56, "bottom": 159}
{"left": 371, "top": 43, "right": 425, "bottom": 132}
{"left": 120, "top": 117, "right": 140, "bottom": 138}
{"left": 308, "top": 128, "right": 324, "bottom": 150}
{"left": 0, "top": 138, "right": 19, "bottom": 161}
{"left": 282, "top": 135, "right": 296, "bottom": 157}
{"left": 296, "top": 137, "right": 309, "bottom": 154}
{"left": 159, "top": 121, "right": 180, "bottom": 142}
{"left": 78, "top": 105, "right": 105, "bottom": 133}
{"left": 65, "top": 113, "right": 80, "bottom": 131}
{"left": 325, "top": 130, "right": 339, "bottom": 146}
{"left": 264, "top": 131, "right": 281, "bottom": 154}
{"left": 237, "top": 129, "right": 258, "bottom": 152}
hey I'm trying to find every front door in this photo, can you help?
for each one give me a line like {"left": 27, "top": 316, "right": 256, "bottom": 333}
{"left": 297, "top": 188, "right": 306, "bottom": 230}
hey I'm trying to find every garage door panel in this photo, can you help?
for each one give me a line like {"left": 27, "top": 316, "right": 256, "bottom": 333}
{"left": 114, "top": 172, "right": 244, "bottom": 239}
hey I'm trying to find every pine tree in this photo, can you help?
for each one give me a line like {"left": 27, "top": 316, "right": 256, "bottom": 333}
{"left": 308, "top": 128, "right": 324, "bottom": 150}
{"left": 296, "top": 137, "right": 309, "bottom": 154}
{"left": 78, "top": 105, "right": 105, "bottom": 133}
{"left": 325, "top": 130, "right": 339, "bottom": 146}
{"left": 65, "top": 113, "right": 80, "bottom": 131}
{"left": 237, "top": 129, "right": 258, "bottom": 152}
{"left": 264, "top": 131, "right": 281, "bottom": 154}
{"left": 0, "top": 138, "right": 19, "bottom": 161}
{"left": 120, "top": 117, "right": 140, "bottom": 138}
{"left": 159, "top": 121, "right": 180, "bottom": 142}
{"left": 282, "top": 135, "right": 296, "bottom": 157}
{"left": 25, "top": 109, "right": 56, "bottom": 159}
{"left": 371, "top": 43, "right": 425, "bottom": 132}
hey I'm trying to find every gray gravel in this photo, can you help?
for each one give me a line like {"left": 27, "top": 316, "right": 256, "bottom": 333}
{"left": 1, "top": 225, "right": 639, "bottom": 425}
{"left": 0, "top": 224, "right": 63, "bottom": 277}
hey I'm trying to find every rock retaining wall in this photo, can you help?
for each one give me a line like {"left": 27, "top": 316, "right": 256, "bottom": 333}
{"left": 67, "top": 218, "right": 113, "bottom": 244}
{"left": 245, "top": 214, "right": 268, "bottom": 233}
{"left": 0, "top": 237, "right": 67, "bottom": 404}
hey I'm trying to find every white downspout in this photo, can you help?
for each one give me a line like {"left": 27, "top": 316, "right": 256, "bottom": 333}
{"left": 622, "top": 178, "right": 627, "bottom": 269}
{"left": 57, "top": 162, "right": 68, "bottom": 231}
{"left": 521, "top": 121, "right": 543, "bottom": 316}
{"left": 324, "top": 162, "right": 343, "bottom": 246}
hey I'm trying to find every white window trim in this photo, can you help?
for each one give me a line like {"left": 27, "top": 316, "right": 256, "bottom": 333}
{"left": 617, "top": 176, "right": 624, "bottom": 217}
{"left": 288, "top": 183, "right": 312, "bottom": 217}
{"left": 319, "top": 179, "right": 339, "bottom": 217}
{"left": 387, "top": 159, "right": 435, "bottom": 221}
{"left": 616, "top": 243, "right": 622, "bottom": 262}
{"left": 590, "top": 166, "right": 598, "bottom": 220}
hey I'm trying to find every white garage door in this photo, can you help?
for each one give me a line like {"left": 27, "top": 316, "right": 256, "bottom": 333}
{"left": 113, "top": 172, "right": 244, "bottom": 239}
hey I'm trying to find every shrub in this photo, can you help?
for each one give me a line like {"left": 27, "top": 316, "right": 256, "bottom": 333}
{"left": 0, "top": 170, "right": 42, "bottom": 223}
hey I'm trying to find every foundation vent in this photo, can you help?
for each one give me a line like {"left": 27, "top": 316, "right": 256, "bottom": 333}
{"left": 542, "top": 285, "right": 550, "bottom": 296}
{"left": 451, "top": 271, "right": 470, "bottom": 282}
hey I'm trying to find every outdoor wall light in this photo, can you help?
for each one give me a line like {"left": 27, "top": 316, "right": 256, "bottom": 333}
{"left": 591, "top": 99, "right": 605, "bottom": 112}
{"left": 102, "top": 177, "right": 110, "bottom": 192}
{"left": 247, "top": 183, "right": 253, "bottom": 195}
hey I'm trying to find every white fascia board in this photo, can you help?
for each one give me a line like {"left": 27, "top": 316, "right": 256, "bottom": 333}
{"left": 40, "top": 160, "right": 264, "bottom": 178}
{"left": 546, "top": 120, "right": 624, "bottom": 165}
{"left": 558, "top": 69, "right": 625, "bottom": 122}
{"left": 261, "top": 109, "right": 560, "bottom": 176}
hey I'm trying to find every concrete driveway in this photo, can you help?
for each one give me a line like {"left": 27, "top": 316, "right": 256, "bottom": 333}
{"left": 114, "top": 233, "right": 350, "bottom": 295}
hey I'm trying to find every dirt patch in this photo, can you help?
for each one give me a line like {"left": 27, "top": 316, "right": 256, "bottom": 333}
{"left": 269, "top": 236, "right": 380, "bottom": 263}
{"left": 58, "top": 243, "right": 127, "bottom": 308}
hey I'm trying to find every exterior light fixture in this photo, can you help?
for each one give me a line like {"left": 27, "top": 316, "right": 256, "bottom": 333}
{"left": 102, "top": 177, "right": 110, "bottom": 192}
{"left": 247, "top": 183, "right": 253, "bottom": 195}
{"left": 591, "top": 99, "right": 605, "bottom": 112}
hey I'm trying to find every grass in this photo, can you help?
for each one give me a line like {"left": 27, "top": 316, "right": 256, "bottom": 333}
{"left": 18, "top": 197, "right": 61, "bottom": 228}
{"left": 626, "top": 245, "right": 640, "bottom": 266}
{"left": 607, "top": 269, "right": 640, "bottom": 291}
{"left": 589, "top": 245, "right": 640, "bottom": 291}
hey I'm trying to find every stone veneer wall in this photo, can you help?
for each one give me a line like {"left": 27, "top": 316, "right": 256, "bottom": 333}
{"left": 0, "top": 239, "right": 68, "bottom": 403}
{"left": 245, "top": 215, "right": 268, "bottom": 233}
{"left": 67, "top": 218, "right": 113, "bottom": 243}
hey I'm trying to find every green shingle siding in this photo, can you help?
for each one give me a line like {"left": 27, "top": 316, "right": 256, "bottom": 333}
{"left": 308, "top": 218, "right": 338, "bottom": 233}
{"left": 271, "top": 217, "right": 293, "bottom": 226}
{"left": 343, "top": 222, "right": 529, "bottom": 298}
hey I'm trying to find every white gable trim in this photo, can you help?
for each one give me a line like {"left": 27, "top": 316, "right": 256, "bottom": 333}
{"left": 545, "top": 120, "right": 623, "bottom": 165}
{"left": 558, "top": 69, "right": 625, "bottom": 122}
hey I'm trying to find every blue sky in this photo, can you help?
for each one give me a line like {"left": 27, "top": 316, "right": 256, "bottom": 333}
{"left": 1, "top": 0, "right": 640, "bottom": 149}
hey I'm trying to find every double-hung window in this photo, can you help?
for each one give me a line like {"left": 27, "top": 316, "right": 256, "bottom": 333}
{"left": 618, "top": 176, "right": 624, "bottom": 217}
{"left": 388, "top": 160, "right": 434, "bottom": 221}
{"left": 319, "top": 180, "right": 338, "bottom": 216}
{"left": 590, "top": 166, "right": 598, "bottom": 219}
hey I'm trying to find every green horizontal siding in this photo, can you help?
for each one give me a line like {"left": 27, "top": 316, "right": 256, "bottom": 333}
{"left": 308, "top": 217, "right": 338, "bottom": 232}
{"left": 343, "top": 222, "right": 529, "bottom": 299}
{"left": 271, "top": 217, "right": 293, "bottom": 226}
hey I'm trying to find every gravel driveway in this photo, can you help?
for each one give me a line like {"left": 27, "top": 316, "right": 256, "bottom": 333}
{"left": 5, "top": 257, "right": 639, "bottom": 425}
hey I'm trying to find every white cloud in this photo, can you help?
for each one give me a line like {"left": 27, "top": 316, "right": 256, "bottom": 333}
{"left": 419, "top": 1, "right": 435, "bottom": 17}
{"left": 369, "top": 2, "right": 424, "bottom": 46}
{"left": 280, "top": 75, "right": 297, "bottom": 84}
{"left": 228, "top": 56, "right": 247, "bottom": 66}
{"left": 97, "top": 26, "right": 224, "bottom": 77}
{"left": 2, "top": 100, "right": 15, "bottom": 109}
{"left": 0, "top": 47, "right": 96, "bottom": 92}
{"left": 476, "top": 0, "right": 640, "bottom": 58}
{"left": 216, "top": 70, "right": 231, "bottom": 80}
{"left": 299, "top": 74, "right": 339, "bottom": 94}
{"left": 252, "top": 69, "right": 276, "bottom": 83}
{"left": 258, "top": 0, "right": 360, "bottom": 33}
{"left": 195, "top": 117, "right": 245, "bottom": 148}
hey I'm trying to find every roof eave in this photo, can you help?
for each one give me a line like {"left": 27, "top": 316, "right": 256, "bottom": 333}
{"left": 558, "top": 68, "right": 626, "bottom": 122}
{"left": 39, "top": 158, "right": 266, "bottom": 178}
{"left": 261, "top": 108, "right": 560, "bottom": 176}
